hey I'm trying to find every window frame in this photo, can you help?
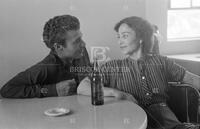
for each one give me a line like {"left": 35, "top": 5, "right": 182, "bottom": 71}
{"left": 168, "top": 0, "right": 200, "bottom": 10}
{"left": 167, "top": 0, "right": 200, "bottom": 41}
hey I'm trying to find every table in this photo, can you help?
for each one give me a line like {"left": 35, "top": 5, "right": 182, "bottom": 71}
{"left": 0, "top": 95, "right": 147, "bottom": 129}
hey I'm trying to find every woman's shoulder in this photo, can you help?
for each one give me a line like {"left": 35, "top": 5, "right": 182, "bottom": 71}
{"left": 100, "top": 59, "right": 125, "bottom": 67}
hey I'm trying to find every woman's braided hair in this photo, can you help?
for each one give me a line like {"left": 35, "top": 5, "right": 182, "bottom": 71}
{"left": 43, "top": 15, "right": 80, "bottom": 50}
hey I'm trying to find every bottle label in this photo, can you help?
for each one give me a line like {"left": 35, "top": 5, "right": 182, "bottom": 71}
{"left": 91, "top": 83, "right": 104, "bottom": 105}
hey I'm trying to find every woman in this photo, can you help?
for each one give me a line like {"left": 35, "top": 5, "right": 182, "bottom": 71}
{"left": 78, "top": 16, "right": 200, "bottom": 129}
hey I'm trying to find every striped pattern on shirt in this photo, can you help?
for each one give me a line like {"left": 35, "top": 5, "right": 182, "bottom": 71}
{"left": 100, "top": 54, "right": 186, "bottom": 107}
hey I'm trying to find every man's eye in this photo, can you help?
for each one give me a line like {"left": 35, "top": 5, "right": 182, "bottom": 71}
{"left": 122, "top": 35, "right": 128, "bottom": 38}
{"left": 74, "top": 38, "right": 81, "bottom": 44}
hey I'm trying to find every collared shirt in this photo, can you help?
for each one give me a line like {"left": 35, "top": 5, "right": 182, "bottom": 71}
{"left": 0, "top": 49, "right": 90, "bottom": 98}
{"left": 100, "top": 54, "right": 186, "bottom": 107}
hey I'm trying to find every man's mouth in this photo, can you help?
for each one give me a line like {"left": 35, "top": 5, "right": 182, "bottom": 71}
{"left": 80, "top": 49, "right": 84, "bottom": 56}
{"left": 120, "top": 46, "right": 127, "bottom": 49}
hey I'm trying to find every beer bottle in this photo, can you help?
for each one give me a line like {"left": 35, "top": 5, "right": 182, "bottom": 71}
{"left": 91, "top": 58, "right": 104, "bottom": 105}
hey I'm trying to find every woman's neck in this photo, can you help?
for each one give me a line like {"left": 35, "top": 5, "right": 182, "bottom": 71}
{"left": 128, "top": 47, "right": 143, "bottom": 61}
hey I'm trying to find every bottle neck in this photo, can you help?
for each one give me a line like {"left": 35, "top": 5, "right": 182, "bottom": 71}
{"left": 93, "top": 59, "right": 99, "bottom": 71}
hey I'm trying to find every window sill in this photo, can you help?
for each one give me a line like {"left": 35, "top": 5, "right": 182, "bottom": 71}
{"left": 167, "top": 53, "right": 200, "bottom": 62}
{"left": 168, "top": 37, "right": 200, "bottom": 42}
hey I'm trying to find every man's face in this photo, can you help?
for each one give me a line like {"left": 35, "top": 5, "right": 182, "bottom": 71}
{"left": 62, "top": 30, "right": 85, "bottom": 59}
{"left": 117, "top": 23, "right": 140, "bottom": 56}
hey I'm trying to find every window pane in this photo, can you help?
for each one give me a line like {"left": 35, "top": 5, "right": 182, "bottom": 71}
{"left": 167, "top": 9, "right": 200, "bottom": 39}
{"left": 170, "top": 0, "right": 191, "bottom": 8}
{"left": 192, "top": 0, "right": 200, "bottom": 7}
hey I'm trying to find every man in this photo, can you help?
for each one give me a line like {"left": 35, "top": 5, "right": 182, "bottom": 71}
{"left": 77, "top": 16, "right": 200, "bottom": 129}
{"left": 0, "top": 15, "right": 90, "bottom": 98}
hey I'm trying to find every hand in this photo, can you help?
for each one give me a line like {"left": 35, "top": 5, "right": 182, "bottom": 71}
{"left": 112, "top": 89, "right": 138, "bottom": 104}
{"left": 56, "top": 79, "right": 77, "bottom": 96}
{"left": 77, "top": 77, "right": 91, "bottom": 95}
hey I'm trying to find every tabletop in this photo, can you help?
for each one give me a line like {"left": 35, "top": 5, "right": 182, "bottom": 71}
{"left": 0, "top": 95, "right": 147, "bottom": 129}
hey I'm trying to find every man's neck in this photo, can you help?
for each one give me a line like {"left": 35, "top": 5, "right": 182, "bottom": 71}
{"left": 56, "top": 51, "right": 73, "bottom": 65}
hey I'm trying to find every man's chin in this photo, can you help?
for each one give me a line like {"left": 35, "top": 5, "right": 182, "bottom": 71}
{"left": 73, "top": 54, "right": 82, "bottom": 59}
{"left": 73, "top": 49, "right": 84, "bottom": 59}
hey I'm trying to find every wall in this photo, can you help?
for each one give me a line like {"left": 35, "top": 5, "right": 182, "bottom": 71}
{"left": 174, "top": 59, "right": 200, "bottom": 75}
{"left": 0, "top": 0, "right": 145, "bottom": 87}
{"left": 145, "top": 0, "right": 200, "bottom": 55}
{"left": 145, "top": 0, "right": 200, "bottom": 75}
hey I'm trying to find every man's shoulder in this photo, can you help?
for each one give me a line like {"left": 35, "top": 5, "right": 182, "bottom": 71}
{"left": 39, "top": 53, "right": 58, "bottom": 65}
{"left": 25, "top": 53, "right": 59, "bottom": 74}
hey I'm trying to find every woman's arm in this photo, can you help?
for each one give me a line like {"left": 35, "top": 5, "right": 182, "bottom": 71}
{"left": 182, "top": 71, "right": 200, "bottom": 90}
{"left": 77, "top": 77, "right": 138, "bottom": 104}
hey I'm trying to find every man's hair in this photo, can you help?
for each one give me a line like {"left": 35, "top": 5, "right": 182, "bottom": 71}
{"left": 43, "top": 15, "right": 80, "bottom": 50}
{"left": 114, "top": 16, "right": 154, "bottom": 55}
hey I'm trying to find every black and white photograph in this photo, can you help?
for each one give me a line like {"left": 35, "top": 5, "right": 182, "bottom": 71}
{"left": 0, "top": 0, "right": 200, "bottom": 129}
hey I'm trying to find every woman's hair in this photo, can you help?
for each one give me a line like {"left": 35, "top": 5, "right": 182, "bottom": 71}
{"left": 152, "top": 24, "right": 159, "bottom": 34}
{"left": 114, "top": 16, "right": 154, "bottom": 55}
{"left": 43, "top": 15, "right": 80, "bottom": 50}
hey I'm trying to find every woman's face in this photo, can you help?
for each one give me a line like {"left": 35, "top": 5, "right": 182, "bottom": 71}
{"left": 117, "top": 23, "right": 141, "bottom": 56}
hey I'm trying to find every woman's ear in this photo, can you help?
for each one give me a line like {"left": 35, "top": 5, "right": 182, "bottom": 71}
{"left": 139, "top": 39, "right": 143, "bottom": 44}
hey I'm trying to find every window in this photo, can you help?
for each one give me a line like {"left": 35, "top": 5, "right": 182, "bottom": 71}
{"left": 167, "top": 0, "right": 200, "bottom": 41}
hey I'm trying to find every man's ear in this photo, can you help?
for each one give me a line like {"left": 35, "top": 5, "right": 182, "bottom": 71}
{"left": 53, "top": 43, "right": 63, "bottom": 51}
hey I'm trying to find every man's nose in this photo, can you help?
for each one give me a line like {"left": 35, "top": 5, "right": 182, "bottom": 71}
{"left": 80, "top": 40, "right": 86, "bottom": 48}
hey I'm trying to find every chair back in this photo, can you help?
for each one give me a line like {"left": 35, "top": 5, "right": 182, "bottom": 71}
{"left": 167, "top": 84, "right": 199, "bottom": 123}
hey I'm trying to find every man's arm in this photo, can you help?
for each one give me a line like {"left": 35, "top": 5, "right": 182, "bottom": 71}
{"left": 0, "top": 67, "right": 57, "bottom": 98}
{"left": 77, "top": 77, "right": 138, "bottom": 103}
{"left": 0, "top": 65, "right": 77, "bottom": 98}
{"left": 182, "top": 71, "right": 200, "bottom": 90}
